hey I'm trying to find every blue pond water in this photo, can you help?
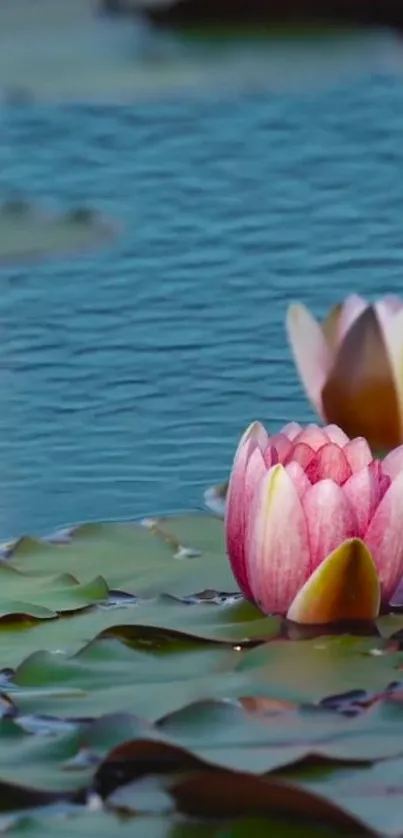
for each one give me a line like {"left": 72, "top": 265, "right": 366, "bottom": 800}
{"left": 2, "top": 66, "right": 403, "bottom": 537}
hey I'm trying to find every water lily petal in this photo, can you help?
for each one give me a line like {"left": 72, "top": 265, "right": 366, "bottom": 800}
{"left": 343, "top": 464, "right": 389, "bottom": 538}
{"left": 390, "top": 577, "right": 403, "bottom": 608}
{"left": 225, "top": 436, "right": 262, "bottom": 600}
{"left": 343, "top": 437, "right": 373, "bottom": 472}
{"left": 293, "top": 424, "right": 331, "bottom": 451}
{"left": 321, "top": 302, "right": 343, "bottom": 353}
{"left": 369, "top": 460, "right": 392, "bottom": 500}
{"left": 338, "top": 294, "right": 368, "bottom": 343}
{"left": 305, "top": 443, "right": 352, "bottom": 486}
{"left": 364, "top": 470, "right": 403, "bottom": 602}
{"left": 263, "top": 445, "right": 280, "bottom": 469}
{"left": 302, "top": 479, "right": 357, "bottom": 571}
{"left": 286, "top": 303, "right": 331, "bottom": 417}
{"left": 379, "top": 294, "right": 403, "bottom": 315}
{"left": 247, "top": 464, "right": 310, "bottom": 615}
{"left": 281, "top": 421, "right": 303, "bottom": 441}
{"left": 239, "top": 420, "right": 269, "bottom": 452}
{"left": 245, "top": 447, "right": 267, "bottom": 508}
{"left": 323, "top": 424, "right": 350, "bottom": 446}
{"left": 374, "top": 296, "right": 403, "bottom": 334}
{"left": 285, "top": 461, "right": 311, "bottom": 501}
{"left": 268, "top": 433, "right": 293, "bottom": 463}
{"left": 376, "top": 308, "right": 403, "bottom": 442}
{"left": 383, "top": 445, "right": 403, "bottom": 480}
{"left": 287, "top": 442, "right": 315, "bottom": 469}
{"left": 287, "top": 538, "right": 380, "bottom": 624}
{"left": 321, "top": 306, "right": 401, "bottom": 450}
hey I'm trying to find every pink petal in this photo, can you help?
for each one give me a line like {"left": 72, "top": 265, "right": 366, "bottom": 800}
{"left": 285, "top": 461, "right": 312, "bottom": 501}
{"left": 323, "top": 424, "right": 350, "bottom": 446}
{"left": 302, "top": 479, "right": 358, "bottom": 572}
{"left": 390, "top": 576, "right": 403, "bottom": 608}
{"left": 364, "top": 470, "right": 403, "bottom": 603}
{"left": 268, "top": 433, "right": 293, "bottom": 464}
{"left": 225, "top": 437, "right": 264, "bottom": 600}
{"left": 293, "top": 424, "right": 331, "bottom": 451}
{"left": 286, "top": 303, "right": 331, "bottom": 418}
{"left": 372, "top": 461, "right": 392, "bottom": 500}
{"left": 343, "top": 463, "right": 389, "bottom": 538}
{"left": 305, "top": 443, "right": 352, "bottom": 486}
{"left": 263, "top": 444, "right": 280, "bottom": 469}
{"left": 281, "top": 422, "right": 303, "bottom": 441}
{"left": 338, "top": 294, "right": 368, "bottom": 344}
{"left": 286, "top": 442, "right": 315, "bottom": 469}
{"left": 380, "top": 294, "right": 403, "bottom": 315}
{"left": 383, "top": 445, "right": 403, "bottom": 480}
{"left": 245, "top": 447, "right": 267, "bottom": 507}
{"left": 239, "top": 420, "right": 269, "bottom": 452}
{"left": 247, "top": 464, "right": 310, "bottom": 615}
{"left": 374, "top": 296, "right": 403, "bottom": 333}
{"left": 343, "top": 437, "right": 373, "bottom": 472}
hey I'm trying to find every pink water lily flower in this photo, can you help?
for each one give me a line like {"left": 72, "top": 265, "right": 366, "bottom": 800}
{"left": 286, "top": 294, "right": 403, "bottom": 451}
{"left": 225, "top": 421, "right": 403, "bottom": 624}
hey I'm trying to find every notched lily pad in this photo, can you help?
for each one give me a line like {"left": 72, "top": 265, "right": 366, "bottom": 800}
{"left": 0, "top": 564, "right": 109, "bottom": 622}
{"left": 8, "top": 515, "right": 236, "bottom": 600}
{"left": 3, "top": 510, "right": 403, "bottom": 825}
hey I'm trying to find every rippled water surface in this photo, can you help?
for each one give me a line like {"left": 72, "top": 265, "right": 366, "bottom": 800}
{"left": 2, "top": 49, "right": 403, "bottom": 536}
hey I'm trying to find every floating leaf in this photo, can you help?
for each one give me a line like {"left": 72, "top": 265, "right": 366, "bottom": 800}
{"left": 10, "top": 516, "right": 235, "bottom": 600}
{"left": 0, "top": 201, "right": 114, "bottom": 264}
{"left": 171, "top": 770, "right": 370, "bottom": 834}
{"left": 1, "top": 511, "right": 403, "bottom": 827}
{"left": 0, "top": 565, "right": 108, "bottom": 622}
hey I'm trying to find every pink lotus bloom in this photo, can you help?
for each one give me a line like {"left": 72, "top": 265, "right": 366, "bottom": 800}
{"left": 225, "top": 421, "right": 403, "bottom": 623}
{"left": 286, "top": 294, "right": 403, "bottom": 451}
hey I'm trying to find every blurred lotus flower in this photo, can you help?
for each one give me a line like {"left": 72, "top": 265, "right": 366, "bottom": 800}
{"left": 225, "top": 420, "right": 403, "bottom": 624}
{"left": 286, "top": 294, "right": 403, "bottom": 452}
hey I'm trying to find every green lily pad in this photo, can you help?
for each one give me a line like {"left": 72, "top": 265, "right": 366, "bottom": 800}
{"left": 9, "top": 637, "right": 237, "bottom": 721}
{"left": 1, "top": 811, "right": 345, "bottom": 838}
{"left": 10, "top": 516, "right": 235, "bottom": 599}
{"left": 0, "top": 201, "right": 115, "bottom": 264}
{"left": 5, "top": 814, "right": 175, "bottom": 838}
{"left": 0, "top": 712, "right": 161, "bottom": 796}
{"left": 296, "top": 754, "right": 403, "bottom": 836}
{"left": 0, "top": 595, "right": 279, "bottom": 673}
{"left": 236, "top": 636, "right": 403, "bottom": 702}
{"left": 0, "top": 509, "right": 402, "bottom": 828}
{"left": 0, "top": 565, "right": 108, "bottom": 620}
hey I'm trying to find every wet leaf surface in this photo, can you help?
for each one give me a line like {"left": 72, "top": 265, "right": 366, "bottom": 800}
{"left": 1, "top": 512, "right": 403, "bottom": 834}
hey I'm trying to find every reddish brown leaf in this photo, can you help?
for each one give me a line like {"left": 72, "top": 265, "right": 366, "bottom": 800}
{"left": 171, "top": 770, "right": 372, "bottom": 834}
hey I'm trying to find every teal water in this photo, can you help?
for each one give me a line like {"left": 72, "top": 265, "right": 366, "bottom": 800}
{"left": 2, "top": 69, "right": 403, "bottom": 537}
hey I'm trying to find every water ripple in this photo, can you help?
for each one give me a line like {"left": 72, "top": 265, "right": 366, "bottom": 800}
{"left": 1, "top": 72, "right": 403, "bottom": 536}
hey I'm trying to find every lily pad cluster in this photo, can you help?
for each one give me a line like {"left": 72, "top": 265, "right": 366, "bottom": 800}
{"left": 0, "top": 199, "right": 115, "bottom": 263}
{"left": 0, "top": 513, "right": 403, "bottom": 834}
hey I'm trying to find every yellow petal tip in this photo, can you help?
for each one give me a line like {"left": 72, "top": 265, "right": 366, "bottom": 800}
{"left": 287, "top": 538, "right": 381, "bottom": 625}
